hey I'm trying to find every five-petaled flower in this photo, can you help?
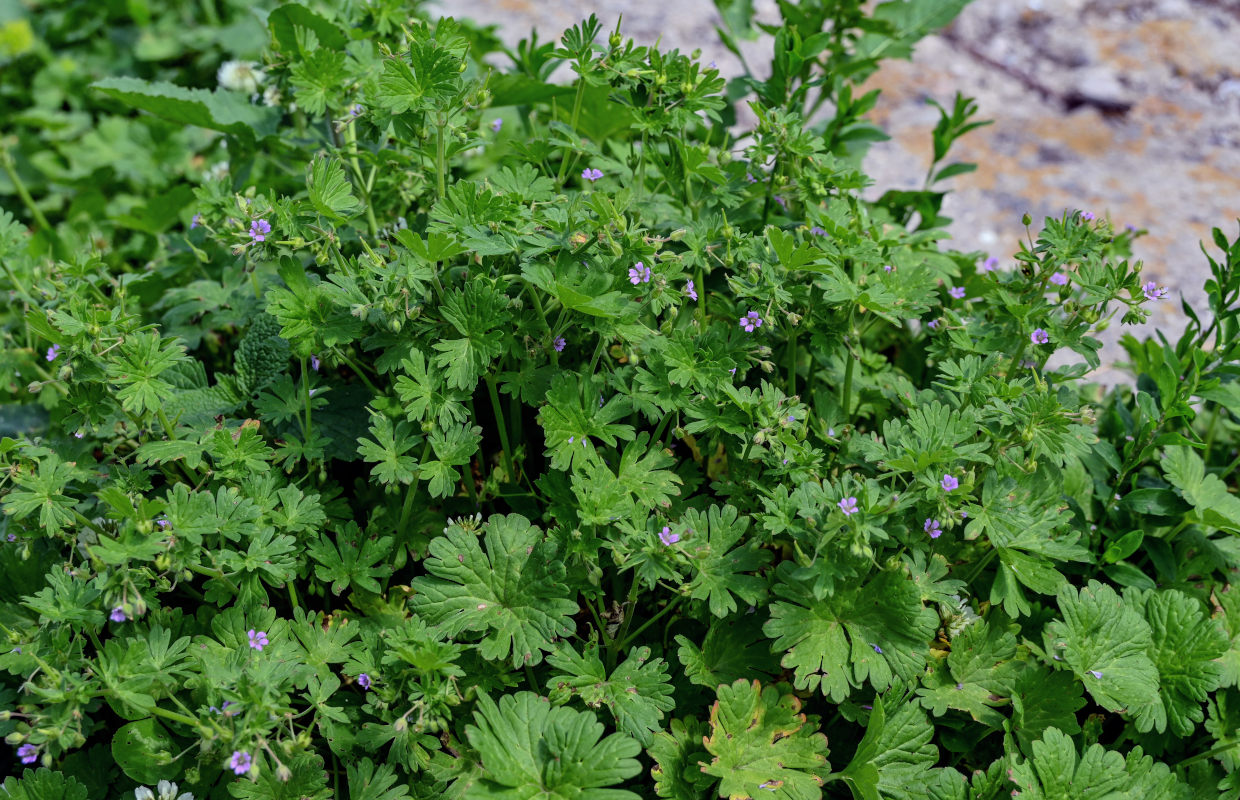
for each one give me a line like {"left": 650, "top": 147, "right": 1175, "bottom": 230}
{"left": 229, "top": 750, "right": 253, "bottom": 775}
{"left": 838, "top": 496, "right": 859, "bottom": 516}
{"left": 249, "top": 219, "right": 271, "bottom": 242}
{"left": 940, "top": 474, "right": 959, "bottom": 492}
{"left": 553, "top": 337, "right": 566, "bottom": 352}
{"left": 685, "top": 279, "right": 698, "bottom": 301}
{"left": 17, "top": 744, "right": 37, "bottom": 764}
{"left": 739, "top": 311, "right": 763, "bottom": 332}
{"left": 581, "top": 168, "right": 603, "bottom": 182}
{"left": 1050, "top": 272, "right": 1069, "bottom": 286}
{"left": 809, "top": 226, "right": 827, "bottom": 236}
{"left": 1030, "top": 328, "right": 1050, "bottom": 345}
{"left": 358, "top": 673, "right": 372, "bottom": 689}
{"left": 490, "top": 118, "right": 503, "bottom": 133}
{"left": 949, "top": 286, "right": 966, "bottom": 299}
{"left": 628, "top": 262, "right": 651, "bottom": 285}
{"left": 110, "top": 606, "right": 127, "bottom": 623}
{"left": 1081, "top": 211, "right": 1095, "bottom": 221}
{"left": 1142, "top": 281, "right": 1167, "bottom": 301}
{"left": 46, "top": 344, "right": 60, "bottom": 362}
{"left": 659, "top": 526, "right": 680, "bottom": 546}
{"left": 980, "top": 256, "right": 999, "bottom": 273}
{"left": 247, "top": 629, "right": 269, "bottom": 651}
{"left": 190, "top": 212, "right": 201, "bottom": 229}
{"left": 927, "top": 319, "right": 939, "bottom": 330}
{"left": 349, "top": 104, "right": 364, "bottom": 117}
{"left": 924, "top": 518, "right": 942, "bottom": 539}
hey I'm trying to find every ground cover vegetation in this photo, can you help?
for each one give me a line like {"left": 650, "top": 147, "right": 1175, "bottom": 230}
{"left": 3, "top": 0, "right": 1240, "bottom": 797}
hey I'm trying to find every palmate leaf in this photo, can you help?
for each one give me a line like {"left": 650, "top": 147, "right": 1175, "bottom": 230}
{"left": 676, "top": 612, "right": 779, "bottom": 689}
{"left": 356, "top": 413, "right": 421, "bottom": 486}
{"left": 649, "top": 718, "right": 713, "bottom": 800}
{"left": 1043, "top": 580, "right": 1158, "bottom": 717}
{"left": 841, "top": 689, "right": 939, "bottom": 800}
{"left": 0, "top": 769, "right": 89, "bottom": 800}
{"left": 1213, "top": 586, "right": 1240, "bottom": 688}
{"left": 464, "top": 691, "right": 641, "bottom": 800}
{"left": 916, "top": 616, "right": 1018, "bottom": 728}
{"left": 1163, "top": 445, "right": 1240, "bottom": 532}
{"left": 1008, "top": 664, "right": 1084, "bottom": 755}
{"left": 1007, "top": 728, "right": 1190, "bottom": 800}
{"left": 699, "top": 679, "right": 830, "bottom": 800}
{"left": 1125, "top": 588, "right": 1226, "bottom": 736}
{"left": 410, "top": 514, "right": 577, "bottom": 668}
{"left": 546, "top": 643, "right": 675, "bottom": 746}
{"left": 104, "top": 331, "right": 188, "bottom": 416}
{"left": 308, "top": 521, "right": 394, "bottom": 595}
{"left": 764, "top": 566, "right": 938, "bottom": 702}
{"left": 2, "top": 453, "right": 78, "bottom": 536}
{"left": 307, "top": 155, "right": 359, "bottom": 220}
{"left": 682, "top": 504, "right": 771, "bottom": 618}
{"left": 538, "top": 372, "right": 636, "bottom": 472}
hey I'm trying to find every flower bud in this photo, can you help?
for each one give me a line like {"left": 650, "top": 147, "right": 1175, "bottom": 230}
{"left": 609, "top": 31, "right": 622, "bottom": 48}
{"left": 394, "top": 717, "right": 408, "bottom": 732}
{"left": 277, "top": 764, "right": 293, "bottom": 782}
{"left": 5, "top": 732, "right": 24, "bottom": 745}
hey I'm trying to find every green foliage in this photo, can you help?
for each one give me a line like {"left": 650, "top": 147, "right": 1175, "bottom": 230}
{"left": 3, "top": 0, "right": 1240, "bottom": 796}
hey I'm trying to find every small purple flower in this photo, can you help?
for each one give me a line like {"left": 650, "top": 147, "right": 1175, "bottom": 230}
{"left": 948, "top": 286, "right": 966, "bottom": 299}
{"left": 927, "top": 319, "right": 940, "bottom": 331}
{"left": 809, "top": 226, "right": 827, "bottom": 236}
{"left": 729, "top": 368, "right": 737, "bottom": 375}
{"left": 568, "top": 436, "right": 574, "bottom": 443}
{"left": 685, "top": 279, "right": 698, "bottom": 301}
{"left": 155, "top": 515, "right": 169, "bottom": 529}
{"left": 980, "top": 256, "right": 999, "bottom": 273}
{"left": 190, "top": 212, "right": 202, "bottom": 229}
{"left": 350, "top": 104, "right": 364, "bottom": 117}
{"left": 940, "top": 474, "right": 959, "bottom": 492}
{"left": 229, "top": 750, "right": 253, "bottom": 775}
{"left": 924, "top": 518, "right": 942, "bottom": 539}
{"left": 745, "top": 172, "right": 758, "bottom": 184}
{"left": 774, "top": 195, "right": 787, "bottom": 209}
{"left": 490, "top": 118, "right": 502, "bottom": 133}
{"left": 870, "top": 643, "right": 883, "bottom": 654}
{"left": 628, "top": 262, "right": 651, "bottom": 285}
{"left": 247, "top": 629, "right": 269, "bottom": 651}
{"left": 708, "top": 60, "right": 717, "bottom": 69}
{"left": 6, "top": 533, "right": 16, "bottom": 542}
{"left": 1089, "top": 670, "right": 1103, "bottom": 679}
{"left": 1050, "top": 272, "right": 1069, "bottom": 286}
{"left": 1081, "top": 211, "right": 1095, "bottom": 221}
{"left": 46, "top": 344, "right": 60, "bottom": 362}
{"left": 358, "top": 673, "right": 372, "bottom": 689}
{"left": 73, "top": 431, "right": 84, "bottom": 439}
{"left": 955, "top": 683, "right": 964, "bottom": 690}
{"left": 739, "top": 311, "right": 763, "bottom": 332}
{"left": 1030, "top": 328, "right": 1050, "bottom": 345}
{"left": 553, "top": 337, "right": 566, "bottom": 352}
{"left": 581, "top": 168, "right": 604, "bottom": 182}
{"left": 1126, "top": 223, "right": 1137, "bottom": 232}
{"left": 838, "top": 497, "right": 859, "bottom": 516}
{"left": 17, "top": 744, "right": 37, "bottom": 764}
{"left": 249, "top": 219, "right": 271, "bottom": 242}
{"left": 659, "top": 526, "right": 680, "bottom": 546}
{"left": 884, "top": 265, "right": 894, "bottom": 273}
{"left": 1142, "top": 281, "right": 1167, "bottom": 301}
{"left": 310, "top": 354, "right": 321, "bottom": 371}
{"left": 860, "top": 704, "right": 873, "bottom": 711}
{"left": 110, "top": 606, "right": 127, "bottom": 623}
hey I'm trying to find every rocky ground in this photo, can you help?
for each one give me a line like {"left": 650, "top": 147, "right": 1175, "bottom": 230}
{"left": 434, "top": 0, "right": 1240, "bottom": 380}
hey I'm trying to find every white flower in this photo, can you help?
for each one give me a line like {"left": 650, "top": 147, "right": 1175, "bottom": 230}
{"left": 135, "top": 781, "right": 193, "bottom": 800}
{"left": 217, "top": 60, "right": 266, "bottom": 93}
{"left": 262, "top": 86, "right": 283, "bottom": 107}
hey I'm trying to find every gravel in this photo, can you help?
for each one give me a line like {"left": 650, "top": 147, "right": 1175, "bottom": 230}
{"left": 434, "top": 0, "right": 1240, "bottom": 381}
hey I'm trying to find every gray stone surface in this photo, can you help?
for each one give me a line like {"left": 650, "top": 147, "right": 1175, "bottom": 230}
{"left": 435, "top": 0, "right": 1240, "bottom": 380}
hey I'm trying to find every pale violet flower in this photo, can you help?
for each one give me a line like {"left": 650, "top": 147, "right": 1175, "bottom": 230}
{"left": 247, "top": 629, "right": 269, "bottom": 651}
{"left": 1081, "top": 211, "right": 1096, "bottom": 221}
{"left": 628, "top": 262, "right": 651, "bottom": 284}
{"left": 1142, "top": 281, "right": 1167, "bottom": 301}
{"left": 1031, "top": 328, "right": 1050, "bottom": 345}
{"left": 838, "top": 497, "right": 858, "bottom": 516}
{"left": 940, "top": 474, "right": 959, "bottom": 492}
{"left": 581, "top": 168, "right": 604, "bottom": 182}
{"left": 739, "top": 311, "right": 763, "bottom": 332}
{"left": 948, "top": 286, "right": 966, "bottom": 299}
{"left": 357, "top": 673, "right": 372, "bottom": 689}
{"left": 980, "top": 256, "right": 999, "bottom": 273}
{"left": 924, "top": 518, "right": 942, "bottom": 539}
{"left": 1050, "top": 272, "right": 1069, "bottom": 286}
{"left": 553, "top": 337, "right": 566, "bottom": 352}
{"left": 658, "top": 526, "right": 680, "bottom": 546}
{"left": 490, "top": 118, "right": 503, "bottom": 133}
{"left": 229, "top": 750, "right": 253, "bottom": 775}
{"left": 685, "top": 279, "right": 698, "bottom": 301}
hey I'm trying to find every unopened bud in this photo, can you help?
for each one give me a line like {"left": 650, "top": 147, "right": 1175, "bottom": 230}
{"left": 277, "top": 765, "right": 293, "bottom": 782}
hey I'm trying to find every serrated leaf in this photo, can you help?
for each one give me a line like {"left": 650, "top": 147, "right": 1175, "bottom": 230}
{"left": 308, "top": 155, "right": 360, "bottom": 220}
{"left": 842, "top": 689, "right": 938, "bottom": 800}
{"left": 546, "top": 643, "right": 674, "bottom": 746}
{"left": 464, "top": 692, "right": 641, "bottom": 800}
{"left": 410, "top": 514, "right": 577, "bottom": 667}
{"left": 92, "top": 78, "right": 281, "bottom": 144}
{"left": 700, "top": 680, "right": 831, "bottom": 800}
{"left": 682, "top": 504, "right": 771, "bottom": 618}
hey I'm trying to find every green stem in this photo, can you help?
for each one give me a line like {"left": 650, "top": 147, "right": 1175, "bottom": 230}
{"left": 149, "top": 704, "right": 205, "bottom": 732}
{"left": 841, "top": 344, "right": 855, "bottom": 418}
{"left": 337, "top": 351, "right": 383, "bottom": 397}
{"left": 0, "top": 147, "right": 61, "bottom": 254}
{"left": 435, "top": 118, "right": 447, "bottom": 201}
{"left": 186, "top": 561, "right": 239, "bottom": 594}
{"left": 300, "top": 357, "right": 314, "bottom": 444}
{"left": 609, "top": 574, "right": 643, "bottom": 667}
{"left": 484, "top": 375, "right": 516, "bottom": 482}
{"left": 1179, "top": 739, "right": 1240, "bottom": 769}
{"left": 787, "top": 324, "right": 798, "bottom": 396}
{"left": 342, "top": 120, "right": 379, "bottom": 239}
{"left": 556, "top": 78, "right": 588, "bottom": 185}
{"left": 617, "top": 596, "right": 683, "bottom": 651}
